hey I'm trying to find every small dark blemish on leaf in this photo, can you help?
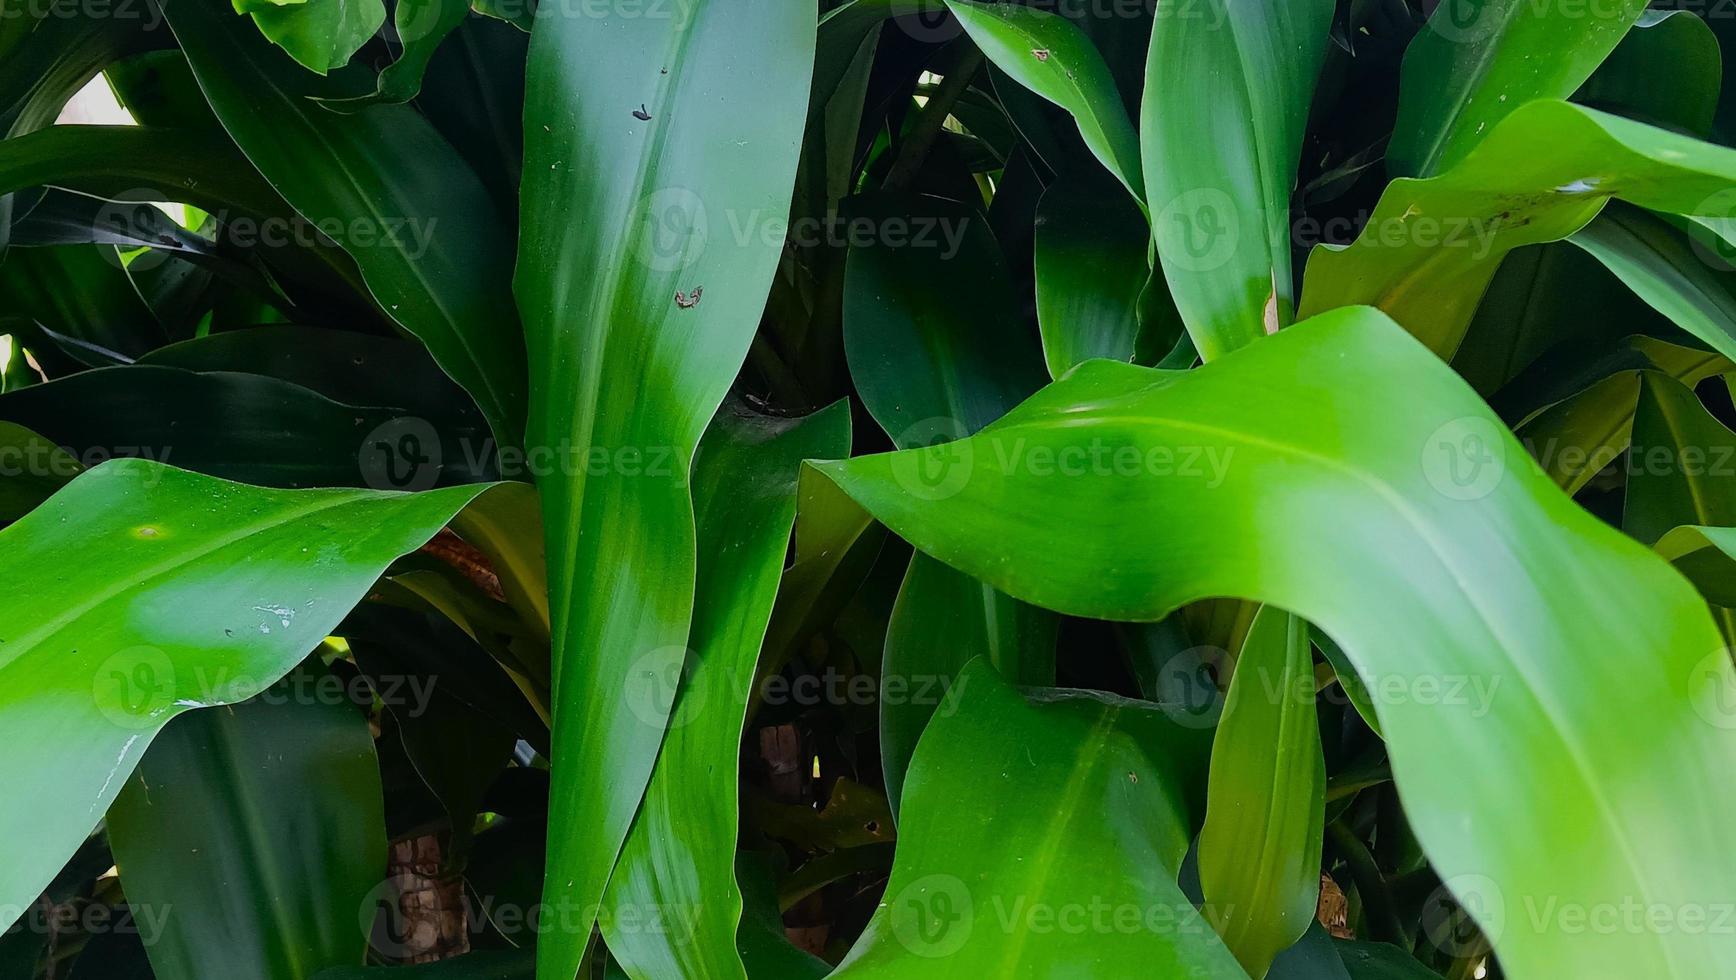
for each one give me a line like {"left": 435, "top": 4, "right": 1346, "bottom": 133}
{"left": 632, "top": 104, "right": 653, "bottom": 121}
{"left": 675, "top": 286, "right": 704, "bottom": 309}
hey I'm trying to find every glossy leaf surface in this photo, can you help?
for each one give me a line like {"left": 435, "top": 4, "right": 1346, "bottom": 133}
{"left": 602, "top": 402, "right": 850, "bottom": 980}
{"left": 815, "top": 306, "right": 1736, "bottom": 979}
{"left": 1199, "top": 608, "right": 1325, "bottom": 978}
{"left": 1142, "top": 0, "right": 1333, "bottom": 358}
{"left": 513, "top": 4, "right": 816, "bottom": 976}
{"left": 945, "top": 0, "right": 1142, "bottom": 203}
{"left": 0, "top": 460, "right": 489, "bottom": 938}
{"left": 163, "top": 0, "right": 527, "bottom": 446}
{"left": 107, "top": 674, "right": 386, "bottom": 980}
{"left": 1388, "top": 0, "right": 1648, "bottom": 177}
{"left": 1300, "top": 101, "right": 1736, "bottom": 359}
{"left": 828, "top": 661, "right": 1236, "bottom": 977}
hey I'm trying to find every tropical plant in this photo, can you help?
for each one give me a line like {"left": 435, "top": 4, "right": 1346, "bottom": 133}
{"left": 5, "top": 0, "right": 1736, "bottom": 977}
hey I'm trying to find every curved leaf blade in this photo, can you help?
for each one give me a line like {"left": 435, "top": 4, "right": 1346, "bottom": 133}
{"left": 829, "top": 661, "right": 1239, "bottom": 977}
{"left": 1300, "top": 101, "right": 1736, "bottom": 360}
{"left": 161, "top": 0, "right": 528, "bottom": 447}
{"left": 513, "top": 5, "right": 816, "bottom": 977}
{"left": 814, "top": 306, "right": 1736, "bottom": 979}
{"left": 1388, "top": 0, "right": 1648, "bottom": 177}
{"left": 1199, "top": 608, "right": 1325, "bottom": 978}
{"left": 841, "top": 190, "right": 1058, "bottom": 813}
{"left": 945, "top": 0, "right": 1142, "bottom": 203}
{"left": 1142, "top": 0, "right": 1333, "bottom": 358}
{"left": 0, "top": 459, "right": 492, "bottom": 938}
{"left": 1033, "top": 176, "right": 1147, "bottom": 377}
{"left": 107, "top": 672, "right": 386, "bottom": 980}
{"left": 601, "top": 402, "right": 850, "bottom": 980}
{"left": 1574, "top": 9, "right": 1721, "bottom": 136}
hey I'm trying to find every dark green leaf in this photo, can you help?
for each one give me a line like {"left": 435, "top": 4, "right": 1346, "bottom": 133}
{"left": 107, "top": 671, "right": 386, "bottom": 980}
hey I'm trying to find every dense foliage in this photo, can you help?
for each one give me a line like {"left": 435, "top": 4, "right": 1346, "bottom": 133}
{"left": 4, "top": 0, "right": 1736, "bottom": 978}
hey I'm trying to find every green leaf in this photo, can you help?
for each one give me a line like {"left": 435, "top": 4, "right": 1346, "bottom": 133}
{"left": 0, "top": 421, "right": 77, "bottom": 523}
{"left": 0, "top": 244, "right": 165, "bottom": 363}
{"left": 601, "top": 401, "right": 850, "bottom": 980}
{"left": 240, "top": 0, "right": 386, "bottom": 76}
{"left": 0, "top": 125, "right": 290, "bottom": 223}
{"left": 1199, "top": 608, "right": 1325, "bottom": 979}
{"left": 1299, "top": 101, "right": 1736, "bottom": 360}
{"left": 1141, "top": 0, "right": 1334, "bottom": 358}
{"left": 107, "top": 670, "right": 386, "bottom": 980}
{"left": 0, "top": 5, "right": 154, "bottom": 138}
{"left": 1388, "top": 0, "right": 1648, "bottom": 178}
{"left": 735, "top": 855, "right": 830, "bottom": 980}
{"left": 1628, "top": 368, "right": 1736, "bottom": 542}
{"left": 1265, "top": 924, "right": 1350, "bottom": 980}
{"left": 828, "top": 661, "right": 1239, "bottom": 976}
{"left": 162, "top": 0, "right": 528, "bottom": 447}
{"left": 1569, "top": 202, "right": 1736, "bottom": 366}
{"left": 316, "top": 0, "right": 471, "bottom": 109}
{"left": 843, "top": 192, "right": 1048, "bottom": 444}
{"left": 841, "top": 189, "right": 1057, "bottom": 813}
{"left": 881, "top": 551, "right": 1057, "bottom": 816}
{"left": 0, "top": 363, "right": 487, "bottom": 488}
{"left": 814, "top": 1, "right": 946, "bottom": 118}
{"left": 1452, "top": 240, "right": 1676, "bottom": 397}
{"left": 944, "top": 0, "right": 1142, "bottom": 204}
{"left": 1033, "top": 175, "right": 1147, "bottom": 377}
{"left": 513, "top": 4, "right": 816, "bottom": 976}
{"left": 1623, "top": 371, "right": 1736, "bottom": 641}
{"left": 0, "top": 459, "right": 491, "bottom": 941}
{"left": 814, "top": 306, "right": 1736, "bottom": 978}
{"left": 106, "top": 50, "right": 226, "bottom": 131}
{"left": 1574, "top": 10, "right": 1721, "bottom": 136}
{"left": 1657, "top": 523, "right": 1736, "bottom": 609}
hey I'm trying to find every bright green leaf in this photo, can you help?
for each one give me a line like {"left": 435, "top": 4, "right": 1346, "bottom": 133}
{"left": 828, "top": 661, "right": 1238, "bottom": 977}
{"left": 1142, "top": 0, "right": 1333, "bottom": 358}
{"left": 945, "top": 0, "right": 1142, "bottom": 204}
{"left": 1200, "top": 608, "right": 1325, "bottom": 978}
{"left": 513, "top": 5, "right": 816, "bottom": 976}
{"left": 602, "top": 401, "right": 850, "bottom": 980}
{"left": 0, "top": 459, "right": 491, "bottom": 940}
{"left": 1388, "top": 0, "right": 1648, "bottom": 177}
{"left": 1300, "top": 101, "right": 1736, "bottom": 360}
{"left": 814, "top": 306, "right": 1736, "bottom": 978}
